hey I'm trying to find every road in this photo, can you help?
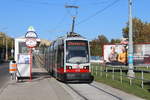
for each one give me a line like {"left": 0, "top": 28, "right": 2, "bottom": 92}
{"left": 0, "top": 63, "right": 10, "bottom": 89}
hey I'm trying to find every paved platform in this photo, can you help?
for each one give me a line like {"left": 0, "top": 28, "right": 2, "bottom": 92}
{"left": 0, "top": 67, "right": 73, "bottom": 100}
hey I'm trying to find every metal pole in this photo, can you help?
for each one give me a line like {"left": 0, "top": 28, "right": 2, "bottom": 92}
{"left": 120, "top": 68, "right": 122, "bottom": 84}
{"left": 100, "top": 65, "right": 102, "bottom": 76}
{"left": 112, "top": 67, "right": 114, "bottom": 80}
{"left": 127, "top": 0, "right": 135, "bottom": 77}
{"left": 30, "top": 48, "right": 32, "bottom": 81}
{"left": 5, "top": 37, "right": 8, "bottom": 61}
{"left": 96, "top": 66, "right": 97, "bottom": 76}
{"left": 141, "top": 70, "right": 144, "bottom": 88}
{"left": 106, "top": 67, "right": 108, "bottom": 78}
{"left": 11, "top": 39, "right": 14, "bottom": 58}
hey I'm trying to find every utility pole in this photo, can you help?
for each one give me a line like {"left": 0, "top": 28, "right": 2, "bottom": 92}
{"left": 5, "top": 37, "right": 8, "bottom": 61}
{"left": 127, "top": 0, "right": 135, "bottom": 77}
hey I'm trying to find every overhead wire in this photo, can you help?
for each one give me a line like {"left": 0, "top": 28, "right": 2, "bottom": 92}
{"left": 48, "top": 13, "right": 68, "bottom": 33}
{"left": 77, "top": 0, "right": 111, "bottom": 6}
{"left": 89, "top": 0, "right": 111, "bottom": 5}
{"left": 14, "top": 0, "right": 63, "bottom": 6}
{"left": 77, "top": 0, "right": 121, "bottom": 25}
{"left": 15, "top": 0, "right": 69, "bottom": 38}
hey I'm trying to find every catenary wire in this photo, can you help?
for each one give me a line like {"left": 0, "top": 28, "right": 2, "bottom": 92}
{"left": 77, "top": 0, "right": 121, "bottom": 25}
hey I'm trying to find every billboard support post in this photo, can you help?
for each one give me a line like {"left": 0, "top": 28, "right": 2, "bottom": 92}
{"left": 127, "top": 0, "right": 135, "bottom": 78}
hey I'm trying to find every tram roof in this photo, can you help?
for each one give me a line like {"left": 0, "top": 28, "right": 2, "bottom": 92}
{"left": 56, "top": 32, "right": 87, "bottom": 41}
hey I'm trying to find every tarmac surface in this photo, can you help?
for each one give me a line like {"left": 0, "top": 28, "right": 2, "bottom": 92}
{"left": 0, "top": 67, "right": 73, "bottom": 100}
{"left": 0, "top": 63, "right": 9, "bottom": 89}
{"left": 0, "top": 66, "right": 144, "bottom": 100}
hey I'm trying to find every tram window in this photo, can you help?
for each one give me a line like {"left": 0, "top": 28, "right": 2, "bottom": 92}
{"left": 57, "top": 44, "right": 64, "bottom": 67}
{"left": 66, "top": 40, "right": 89, "bottom": 63}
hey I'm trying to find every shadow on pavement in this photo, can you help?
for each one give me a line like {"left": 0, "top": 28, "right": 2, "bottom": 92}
{"left": 17, "top": 72, "right": 51, "bottom": 83}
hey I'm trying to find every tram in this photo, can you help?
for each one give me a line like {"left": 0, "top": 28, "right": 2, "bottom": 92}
{"left": 45, "top": 33, "right": 93, "bottom": 82}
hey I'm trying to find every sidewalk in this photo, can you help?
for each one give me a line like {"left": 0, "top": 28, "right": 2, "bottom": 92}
{"left": 0, "top": 67, "right": 73, "bottom": 100}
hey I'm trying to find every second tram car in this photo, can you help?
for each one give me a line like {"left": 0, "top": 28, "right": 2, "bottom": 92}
{"left": 45, "top": 33, "right": 93, "bottom": 82}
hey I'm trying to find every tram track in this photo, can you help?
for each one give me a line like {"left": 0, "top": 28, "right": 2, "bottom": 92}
{"left": 89, "top": 84, "right": 122, "bottom": 100}
{"left": 66, "top": 84, "right": 88, "bottom": 100}
{"left": 62, "top": 82, "right": 123, "bottom": 100}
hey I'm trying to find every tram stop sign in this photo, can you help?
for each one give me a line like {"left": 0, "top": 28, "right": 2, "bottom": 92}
{"left": 25, "top": 26, "right": 38, "bottom": 38}
{"left": 26, "top": 38, "right": 37, "bottom": 48}
{"left": 25, "top": 26, "right": 38, "bottom": 48}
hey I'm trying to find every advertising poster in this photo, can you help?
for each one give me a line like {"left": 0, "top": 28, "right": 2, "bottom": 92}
{"left": 104, "top": 44, "right": 150, "bottom": 66}
{"left": 104, "top": 45, "right": 127, "bottom": 65}
{"left": 18, "top": 54, "right": 30, "bottom": 64}
{"left": 133, "top": 44, "right": 150, "bottom": 65}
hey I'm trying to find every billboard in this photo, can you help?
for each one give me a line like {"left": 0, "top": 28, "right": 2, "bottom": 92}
{"left": 104, "top": 44, "right": 150, "bottom": 66}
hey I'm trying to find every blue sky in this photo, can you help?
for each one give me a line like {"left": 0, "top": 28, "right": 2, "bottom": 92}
{"left": 0, "top": 0, "right": 150, "bottom": 41}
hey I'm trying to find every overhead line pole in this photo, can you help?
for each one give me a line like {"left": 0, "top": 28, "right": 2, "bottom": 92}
{"left": 127, "top": 0, "right": 135, "bottom": 77}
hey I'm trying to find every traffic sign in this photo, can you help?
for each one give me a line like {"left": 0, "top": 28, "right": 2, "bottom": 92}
{"left": 25, "top": 38, "right": 37, "bottom": 48}
{"left": 25, "top": 26, "right": 38, "bottom": 38}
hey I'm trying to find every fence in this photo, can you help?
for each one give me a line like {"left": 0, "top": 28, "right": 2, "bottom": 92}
{"left": 91, "top": 64, "right": 150, "bottom": 88}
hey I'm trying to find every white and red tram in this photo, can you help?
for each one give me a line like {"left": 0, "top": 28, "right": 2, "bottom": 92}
{"left": 45, "top": 33, "right": 93, "bottom": 82}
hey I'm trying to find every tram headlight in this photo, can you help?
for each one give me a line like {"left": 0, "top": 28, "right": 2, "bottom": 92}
{"left": 66, "top": 66, "right": 72, "bottom": 69}
{"left": 83, "top": 66, "right": 89, "bottom": 69}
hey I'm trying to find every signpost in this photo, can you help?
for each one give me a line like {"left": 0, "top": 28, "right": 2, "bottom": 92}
{"left": 26, "top": 38, "right": 37, "bottom": 48}
{"left": 25, "top": 26, "right": 38, "bottom": 81}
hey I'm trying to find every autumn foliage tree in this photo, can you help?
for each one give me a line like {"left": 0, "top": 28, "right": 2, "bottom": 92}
{"left": 122, "top": 18, "right": 150, "bottom": 43}
{"left": 90, "top": 35, "right": 109, "bottom": 56}
{"left": 0, "top": 32, "right": 14, "bottom": 61}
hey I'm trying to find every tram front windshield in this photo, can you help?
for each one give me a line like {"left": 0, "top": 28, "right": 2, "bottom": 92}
{"left": 66, "top": 40, "right": 89, "bottom": 64}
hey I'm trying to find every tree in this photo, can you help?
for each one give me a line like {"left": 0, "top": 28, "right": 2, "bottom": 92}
{"left": 122, "top": 18, "right": 150, "bottom": 43}
{"left": 90, "top": 35, "right": 109, "bottom": 56}
{"left": 110, "top": 39, "right": 121, "bottom": 44}
{"left": 0, "top": 32, "right": 14, "bottom": 61}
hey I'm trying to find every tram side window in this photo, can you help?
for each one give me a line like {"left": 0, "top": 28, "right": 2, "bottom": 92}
{"left": 60, "top": 45, "right": 64, "bottom": 67}
{"left": 57, "top": 44, "right": 64, "bottom": 68}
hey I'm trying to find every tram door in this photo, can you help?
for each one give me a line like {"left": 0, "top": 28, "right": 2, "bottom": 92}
{"left": 15, "top": 38, "right": 30, "bottom": 77}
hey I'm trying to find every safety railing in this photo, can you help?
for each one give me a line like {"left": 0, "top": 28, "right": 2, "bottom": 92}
{"left": 91, "top": 64, "right": 150, "bottom": 88}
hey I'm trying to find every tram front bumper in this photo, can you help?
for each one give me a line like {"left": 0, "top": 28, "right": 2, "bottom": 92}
{"left": 64, "top": 72, "right": 93, "bottom": 82}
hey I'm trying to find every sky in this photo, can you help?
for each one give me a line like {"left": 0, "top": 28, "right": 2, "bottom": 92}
{"left": 0, "top": 0, "right": 150, "bottom": 41}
